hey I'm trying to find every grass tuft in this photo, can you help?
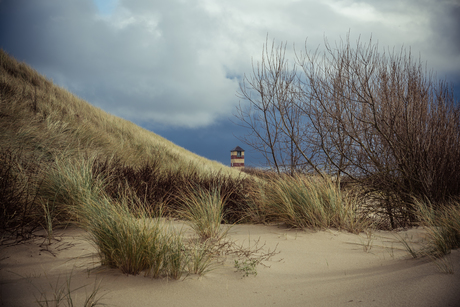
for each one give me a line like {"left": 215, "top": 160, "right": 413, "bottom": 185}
{"left": 178, "top": 184, "right": 229, "bottom": 241}
{"left": 185, "top": 240, "right": 215, "bottom": 276}
{"left": 415, "top": 199, "right": 460, "bottom": 258}
{"left": 391, "top": 199, "right": 460, "bottom": 273}
{"left": 40, "top": 157, "right": 224, "bottom": 279}
{"left": 259, "top": 174, "right": 367, "bottom": 232}
{"left": 31, "top": 270, "right": 106, "bottom": 307}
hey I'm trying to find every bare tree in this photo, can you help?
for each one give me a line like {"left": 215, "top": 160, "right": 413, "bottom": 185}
{"left": 235, "top": 38, "right": 321, "bottom": 175}
{"left": 235, "top": 34, "right": 460, "bottom": 227}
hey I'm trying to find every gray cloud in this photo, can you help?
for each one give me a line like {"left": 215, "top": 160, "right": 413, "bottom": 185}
{"left": 1, "top": 0, "right": 459, "bottom": 129}
{"left": 428, "top": 1, "right": 460, "bottom": 61}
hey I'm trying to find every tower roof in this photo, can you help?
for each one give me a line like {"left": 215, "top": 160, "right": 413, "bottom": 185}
{"left": 230, "top": 146, "right": 244, "bottom": 152}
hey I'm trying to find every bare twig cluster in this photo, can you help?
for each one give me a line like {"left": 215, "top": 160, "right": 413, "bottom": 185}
{"left": 235, "top": 34, "right": 460, "bottom": 228}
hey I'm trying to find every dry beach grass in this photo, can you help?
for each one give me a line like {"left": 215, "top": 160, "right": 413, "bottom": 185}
{"left": 1, "top": 49, "right": 460, "bottom": 306}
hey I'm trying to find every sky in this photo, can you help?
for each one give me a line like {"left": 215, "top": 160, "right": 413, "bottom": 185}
{"left": 1, "top": 0, "right": 459, "bottom": 167}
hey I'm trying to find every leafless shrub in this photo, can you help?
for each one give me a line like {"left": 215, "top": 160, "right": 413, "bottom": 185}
{"left": 236, "top": 33, "right": 460, "bottom": 228}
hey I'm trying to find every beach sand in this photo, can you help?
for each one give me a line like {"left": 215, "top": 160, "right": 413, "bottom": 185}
{"left": 1, "top": 223, "right": 459, "bottom": 307}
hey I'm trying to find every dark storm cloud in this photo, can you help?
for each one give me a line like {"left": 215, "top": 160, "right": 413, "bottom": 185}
{"left": 1, "top": 0, "right": 459, "bottom": 165}
{"left": 429, "top": 1, "right": 460, "bottom": 58}
{"left": 0, "top": 0, "right": 240, "bottom": 127}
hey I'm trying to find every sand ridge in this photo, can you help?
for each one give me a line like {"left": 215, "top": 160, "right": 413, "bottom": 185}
{"left": 1, "top": 224, "right": 459, "bottom": 307}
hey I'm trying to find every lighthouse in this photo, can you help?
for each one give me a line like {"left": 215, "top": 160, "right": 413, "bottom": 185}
{"left": 230, "top": 146, "right": 245, "bottom": 168}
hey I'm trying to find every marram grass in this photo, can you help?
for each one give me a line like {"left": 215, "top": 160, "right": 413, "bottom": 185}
{"left": 261, "top": 174, "right": 367, "bottom": 233}
{"left": 178, "top": 184, "right": 228, "bottom": 241}
{"left": 393, "top": 198, "right": 460, "bottom": 273}
{"left": 2, "top": 49, "right": 251, "bottom": 240}
{"left": 415, "top": 199, "right": 460, "bottom": 258}
{"left": 79, "top": 197, "right": 186, "bottom": 277}
{"left": 0, "top": 48, "right": 244, "bottom": 179}
{"left": 41, "top": 157, "right": 211, "bottom": 279}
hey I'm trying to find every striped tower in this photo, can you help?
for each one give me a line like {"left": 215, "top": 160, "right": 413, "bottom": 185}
{"left": 230, "top": 146, "right": 245, "bottom": 168}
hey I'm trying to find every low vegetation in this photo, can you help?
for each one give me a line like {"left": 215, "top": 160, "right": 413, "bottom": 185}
{"left": 1, "top": 47, "right": 459, "bottom": 280}
{"left": 178, "top": 183, "right": 229, "bottom": 241}
{"left": 393, "top": 199, "right": 460, "bottom": 274}
{"left": 31, "top": 270, "right": 105, "bottom": 307}
{"left": 255, "top": 174, "right": 369, "bottom": 233}
{"left": 237, "top": 34, "right": 460, "bottom": 231}
{"left": 416, "top": 199, "right": 460, "bottom": 257}
{"left": 91, "top": 158, "right": 252, "bottom": 223}
{"left": 41, "top": 157, "right": 205, "bottom": 279}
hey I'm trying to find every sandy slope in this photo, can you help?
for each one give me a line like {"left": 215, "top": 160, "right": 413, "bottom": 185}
{"left": 1, "top": 223, "right": 459, "bottom": 307}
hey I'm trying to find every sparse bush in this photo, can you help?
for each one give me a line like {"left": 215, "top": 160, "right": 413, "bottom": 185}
{"left": 236, "top": 34, "right": 460, "bottom": 228}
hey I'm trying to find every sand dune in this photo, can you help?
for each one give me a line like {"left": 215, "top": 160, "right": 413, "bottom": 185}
{"left": 1, "top": 223, "right": 459, "bottom": 307}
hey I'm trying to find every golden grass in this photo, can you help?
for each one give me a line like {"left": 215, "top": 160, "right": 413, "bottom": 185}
{"left": 3, "top": 48, "right": 459, "bottom": 277}
{"left": 0, "top": 49, "right": 242, "bottom": 177}
{"left": 257, "top": 174, "right": 368, "bottom": 233}
{"left": 41, "top": 157, "right": 211, "bottom": 279}
{"left": 415, "top": 199, "right": 460, "bottom": 257}
{"left": 178, "top": 184, "right": 229, "bottom": 241}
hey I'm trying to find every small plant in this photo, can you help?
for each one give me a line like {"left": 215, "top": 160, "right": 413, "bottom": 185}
{"left": 31, "top": 271, "right": 105, "bottom": 307}
{"left": 41, "top": 201, "right": 58, "bottom": 245}
{"left": 178, "top": 184, "right": 229, "bottom": 241}
{"left": 430, "top": 255, "right": 454, "bottom": 274}
{"left": 185, "top": 240, "right": 215, "bottom": 276}
{"left": 234, "top": 259, "right": 259, "bottom": 277}
{"left": 228, "top": 237, "right": 281, "bottom": 277}
{"left": 360, "top": 230, "right": 374, "bottom": 253}
{"left": 395, "top": 233, "right": 418, "bottom": 258}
